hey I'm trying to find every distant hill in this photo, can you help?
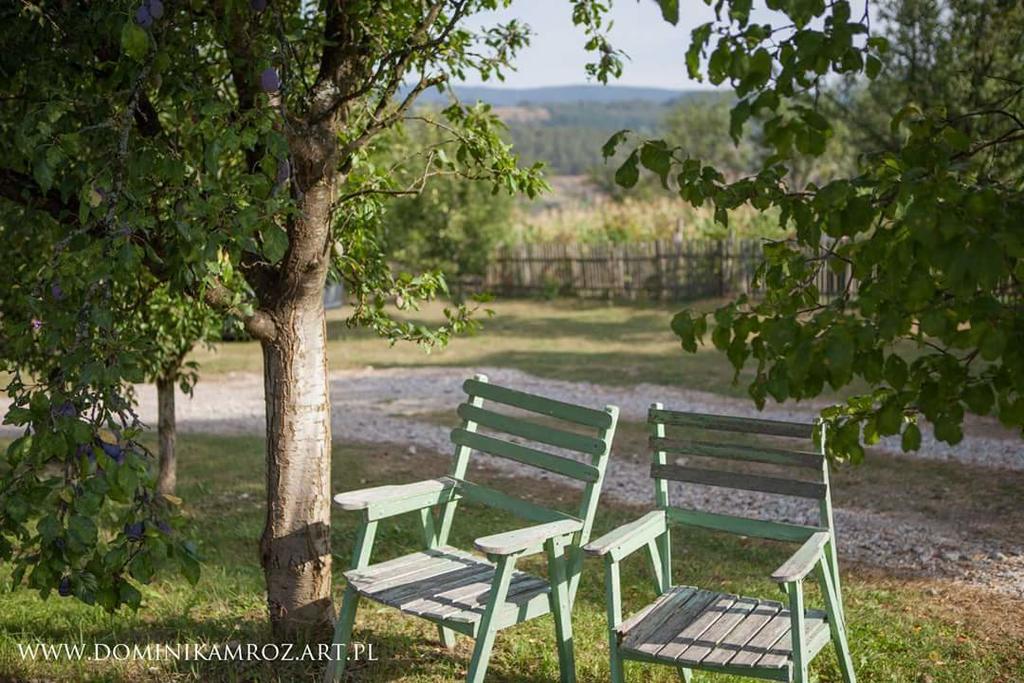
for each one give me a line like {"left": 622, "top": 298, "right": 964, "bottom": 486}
{"left": 411, "top": 84, "right": 711, "bottom": 106}
{"left": 404, "top": 84, "right": 726, "bottom": 175}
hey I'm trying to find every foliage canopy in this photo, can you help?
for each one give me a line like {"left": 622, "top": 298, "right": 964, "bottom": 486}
{"left": 612, "top": 0, "right": 1024, "bottom": 461}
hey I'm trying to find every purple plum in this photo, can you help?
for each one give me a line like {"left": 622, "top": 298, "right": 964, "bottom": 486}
{"left": 58, "top": 576, "right": 72, "bottom": 597}
{"left": 135, "top": 4, "right": 153, "bottom": 27}
{"left": 148, "top": 0, "right": 164, "bottom": 20}
{"left": 53, "top": 401, "right": 76, "bottom": 418}
{"left": 50, "top": 283, "right": 64, "bottom": 300}
{"left": 124, "top": 522, "right": 145, "bottom": 542}
{"left": 77, "top": 443, "right": 96, "bottom": 462}
{"left": 260, "top": 67, "right": 281, "bottom": 92}
{"left": 251, "top": 0, "right": 267, "bottom": 11}
{"left": 157, "top": 520, "right": 172, "bottom": 535}
{"left": 101, "top": 441, "right": 125, "bottom": 464}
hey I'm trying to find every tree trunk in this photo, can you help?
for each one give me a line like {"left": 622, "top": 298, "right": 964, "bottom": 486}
{"left": 252, "top": 121, "right": 338, "bottom": 640}
{"left": 259, "top": 284, "right": 333, "bottom": 641}
{"left": 155, "top": 374, "right": 176, "bottom": 496}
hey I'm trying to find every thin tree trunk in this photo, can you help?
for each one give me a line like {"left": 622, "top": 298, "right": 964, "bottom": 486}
{"left": 156, "top": 374, "right": 176, "bottom": 496}
{"left": 259, "top": 275, "right": 333, "bottom": 641}
{"left": 252, "top": 118, "right": 338, "bottom": 641}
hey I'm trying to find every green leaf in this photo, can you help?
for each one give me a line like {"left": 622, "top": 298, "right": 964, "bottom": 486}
{"left": 934, "top": 417, "right": 963, "bottom": 445}
{"left": 118, "top": 581, "right": 142, "bottom": 609}
{"left": 602, "top": 130, "right": 629, "bottom": 159}
{"left": 639, "top": 142, "right": 672, "bottom": 187}
{"left": 876, "top": 400, "right": 902, "bottom": 436}
{"left": 614, "top": 150, "right": 640, "bottom": 188}
{"left": 900, "top": 423, "right": 921, "bottom": 452}
{"left": 68, "top": 515, "right": 97, "bottom": 546}
{"left": 657, "top": 0, "right": 679, "bottom": 25}
{"left": 120, "top": 22, "right": 149, "bottom": 62}
{"left": 178, "top": 553, "right": 200, "bottom": 586}
{"left": 865, "top": 55, "right": 882, "bottom": 79}
{"left": 883, "top": 355, "right": 908, "bottom": 390}
{"left": 963, "top": 383, "right": 994, "bottom": 415}
{"left": 825, "top": 332, "right": 854, "bottom": 380}
{"left": 32, "top": 156, "right": 53, "bottom": 193}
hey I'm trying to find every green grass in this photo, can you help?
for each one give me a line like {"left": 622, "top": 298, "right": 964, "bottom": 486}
{"left": 1, "top": 435, "right": 1020, "bottom": 681}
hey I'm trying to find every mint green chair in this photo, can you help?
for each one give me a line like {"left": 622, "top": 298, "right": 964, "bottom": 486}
{"left": 326, "top": 374, "right": 619, "bottom": 682}
{"left": 585, "top": 405, "right": 855, "bottom": 683}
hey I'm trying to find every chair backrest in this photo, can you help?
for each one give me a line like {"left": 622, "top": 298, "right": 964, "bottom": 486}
{"left": 437, "top": 374, "right": 619, "bottom": 550}
{"left": 648, "top": 404, "right": 835, "bottom": 546}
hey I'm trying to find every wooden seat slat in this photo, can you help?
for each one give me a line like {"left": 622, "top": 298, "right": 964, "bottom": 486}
{"left": 673, "top": 595, "right": 759, "bottom": 665}
{"left": 348, "top": 547, "right": 550, "bottom": 626}
{"left": 700, "top": 599, "right": 779, "bottom": 667}
{"left": 619, "top": 587, "right": 829, "bottom": 672}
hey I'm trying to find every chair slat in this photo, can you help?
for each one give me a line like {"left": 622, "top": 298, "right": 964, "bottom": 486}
{"left": 665, "top": 507, "right": 827, "bottom": 543}
{"left": 700, "top": 599, "right": 779, "bottom": 667}
{"left": 464, "top": 378, "right": 613, "bottom": 429}
{"left": 457, "top": 403, "right": 605, "bottom": 456}
{"left": 650, "top": 437, "right": 822, "bottom": 470}
{"left": 649, "top": 408, "right": 813, "bottom": 439}
{"left": 451, "top": 428, "right": 601, "bottom": 482}
{"left": 652, "top": 463, "right": 827, "bottom": 500}
{"left": 445, "top": 477, "right": 578, "bottom": 525}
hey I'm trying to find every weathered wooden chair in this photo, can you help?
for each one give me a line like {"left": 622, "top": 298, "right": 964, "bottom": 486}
{"left": 585, "top": 405, "right": 855, "bottom": 683}
{"left": 326, "top": 374, "right": 619, "bottom": 682}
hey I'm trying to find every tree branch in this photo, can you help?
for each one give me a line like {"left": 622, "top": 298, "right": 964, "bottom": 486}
{"left": 201, "top": 280, "right": 277, "bottom": 342}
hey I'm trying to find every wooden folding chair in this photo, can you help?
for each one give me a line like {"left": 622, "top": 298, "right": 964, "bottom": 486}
{"left": 585, "top": 405, "right": 855, "bottom": 683}
{"left": 326, "top": 374, "right": 619, "bottom": 682}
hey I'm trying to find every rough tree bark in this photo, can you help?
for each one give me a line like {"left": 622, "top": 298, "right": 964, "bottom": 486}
{"left": 155, "top": 374, "right": 176, "bottom": 496}
{"left": 255, "top": 141, "right": 337, "bottom": 640}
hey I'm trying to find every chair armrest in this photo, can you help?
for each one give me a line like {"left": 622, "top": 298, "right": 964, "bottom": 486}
{"left": 474, "top": 519, "right": 583, "bottom": 556}
{"left": 333, "top": 478, "right": 458, "bottom": 520}
{"left": 583, "top": 510, "right": 666, "bottom": 562}
{"left": 771, "top": 531, "right": 831, "bottom": 583}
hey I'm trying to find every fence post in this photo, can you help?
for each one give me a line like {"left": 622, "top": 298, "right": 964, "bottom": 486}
{"left": 718, "top": 239, "right": 726, "bottom": 296}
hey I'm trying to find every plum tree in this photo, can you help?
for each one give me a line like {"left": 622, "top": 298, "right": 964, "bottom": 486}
{"left": 0, "top": 0, "right": 620, "bottom": 639}
{"left": 131, "top": 283, "right": 219, "bottom": 496}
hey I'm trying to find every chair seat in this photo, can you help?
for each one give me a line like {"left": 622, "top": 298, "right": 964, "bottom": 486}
{"left": 618, "top": 586, "right": 831, "bottom": 675}
{"left": 345, "top": 546, "right": 551, "bottom": 627}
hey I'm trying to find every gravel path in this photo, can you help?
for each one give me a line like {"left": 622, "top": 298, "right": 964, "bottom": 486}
{"left": 3, "top": 366, "right": 1022, "bottom": 598}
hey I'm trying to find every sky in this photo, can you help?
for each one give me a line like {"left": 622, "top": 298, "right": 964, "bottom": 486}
{"left": 461, "top": 0, "right": 722, "bottom": 90}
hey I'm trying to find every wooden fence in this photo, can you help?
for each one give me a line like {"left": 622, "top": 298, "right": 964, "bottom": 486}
{"left": 456, "top": 239, "right": 853, "bottom": 302}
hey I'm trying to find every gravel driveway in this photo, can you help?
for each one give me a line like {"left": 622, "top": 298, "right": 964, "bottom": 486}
{"left": 4, "top": 366, "right": 1022, "bottom": 598}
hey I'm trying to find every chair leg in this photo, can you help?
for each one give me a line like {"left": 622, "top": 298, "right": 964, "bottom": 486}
{"left": 323, "top": 586, "right": 360, "bottom": 683}
{"left": 609, "top": 648, "right": 625, "bottom": 683}
{"left": 438, "top": 625, "right": 457, "bottom": 650}
{"left": 816, "top": 564, "right": 856, "bottom": 683}
{"left": 465, "top": 556, "right": 515, "bottom": 683}
{"left": 547, "top": 539, "right": 576, "bottom": 683}
{"left": 604, "top": 561, "right": 626, "bottom": 683}
{"left": 787, "top": 581, "right": 809, "bottom": 683}
{"left": 676, "top": 666, "right": 693, "bottom": 681}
